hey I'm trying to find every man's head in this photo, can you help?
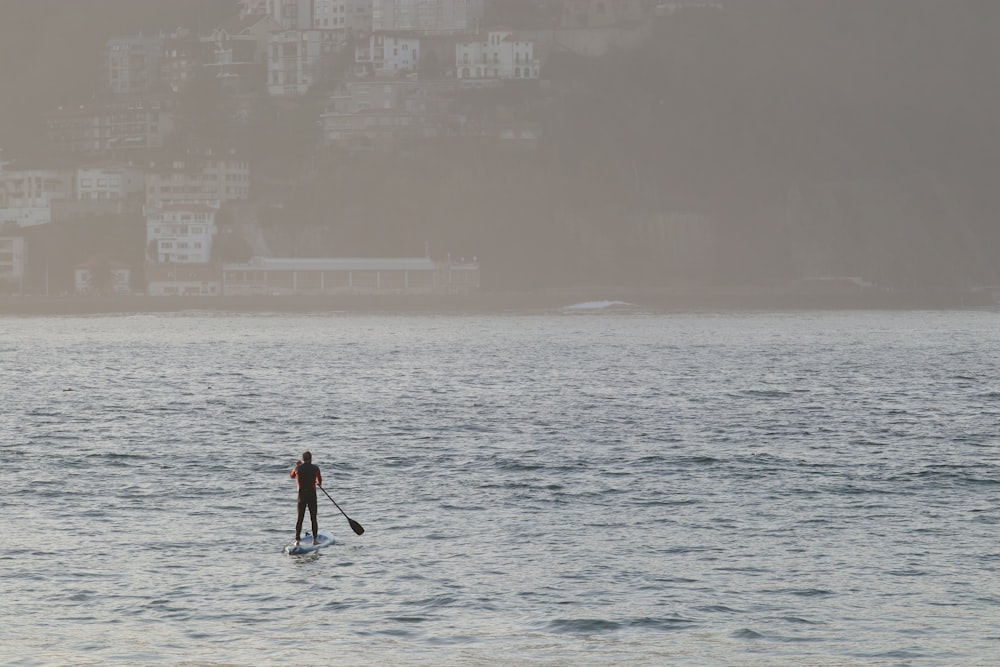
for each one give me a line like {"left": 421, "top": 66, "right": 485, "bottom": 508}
{"left": 302, "top": 451, "right": 312, "bottom": 464}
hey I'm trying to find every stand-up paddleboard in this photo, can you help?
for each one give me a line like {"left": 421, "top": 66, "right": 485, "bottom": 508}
{"left": 284, "top": 529, "right": 334, "bottom": 555}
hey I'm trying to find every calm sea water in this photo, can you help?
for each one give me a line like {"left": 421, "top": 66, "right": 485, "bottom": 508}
{"left": 1, "top": 309, "right": 999, "bottom": 666}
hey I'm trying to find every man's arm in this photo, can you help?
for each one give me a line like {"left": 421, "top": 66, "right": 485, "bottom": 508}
{"left": 290, "top": 461, "right": 301, "bottom": 479}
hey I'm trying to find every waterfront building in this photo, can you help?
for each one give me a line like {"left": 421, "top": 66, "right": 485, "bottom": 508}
{"left": 145, "top": 263, "right": 222, "bottom": 296}
{"left": 221, "top": 256, "right": 479, "bottom": 295}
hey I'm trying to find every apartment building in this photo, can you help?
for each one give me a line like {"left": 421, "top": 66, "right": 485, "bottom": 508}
{"left": 77, "top": 162, "right": 146, "bottom": 201}
{"left": 145, "top": 203, "right": 218, "bottom": 264}
{"left": 355, "top": 33, "right": 420, "bottom": 76}
{"left": 161, "top": 29, "right": 200, "bottom": 93}
{"left": 201, "top": 14, "right": 283, "bottom": 93}
{"left": 240, "top": 0, "right": 316, "bottom": 29}
{"left": 320, "top": 77, "right": 456, "bottom": 150}
{"left": 267, "top": 29, "right": 342, "bottom": 96}
{"left": 0, "top": 165, "right": 76, "bottom": 227}
{"left": 373, "top": 0, "right": 483, "bottom": 34}
{"left": 456, "top": 30, "right": 540, "bottom": 80}
{"left": 46, "top": 96, "right": 178, "bottom": 156}
{"left": 105, "top": 35, "right": 165, "bottom": 96}
{"left": 314, "top": 0, "right": 374, "bottom": 33}
{"left": 145, "top": 150, "right": 250, "bottom": 208}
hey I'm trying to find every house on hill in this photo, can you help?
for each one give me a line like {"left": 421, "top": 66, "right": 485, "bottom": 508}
{"left": 456, "top": 30, "right": 540, "bottom": 81}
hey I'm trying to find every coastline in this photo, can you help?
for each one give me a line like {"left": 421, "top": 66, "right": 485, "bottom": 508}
{"left": 0, "top": 286, "right": 995, "bottom": 315}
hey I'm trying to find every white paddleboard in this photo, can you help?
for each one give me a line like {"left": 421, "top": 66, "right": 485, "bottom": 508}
{"left": 284, "top": 529, "right": 335, "bottom": 555}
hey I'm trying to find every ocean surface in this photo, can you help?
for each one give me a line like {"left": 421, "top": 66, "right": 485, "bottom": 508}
{"left": 1, "top": 308, "right": 999, "bottom": 666}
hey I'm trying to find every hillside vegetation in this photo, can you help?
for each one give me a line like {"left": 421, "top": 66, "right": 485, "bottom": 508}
{"left": 2, "top": 1, "right": 999, "bottom": 291}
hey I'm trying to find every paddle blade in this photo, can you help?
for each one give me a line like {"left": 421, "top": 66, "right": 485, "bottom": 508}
{"left": 349, "top": 518, "right": 365, "bottom": 535}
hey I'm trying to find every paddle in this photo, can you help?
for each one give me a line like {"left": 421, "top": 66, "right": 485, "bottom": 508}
{"left": 318, "top": 485, "right": 365, "bottom": 535}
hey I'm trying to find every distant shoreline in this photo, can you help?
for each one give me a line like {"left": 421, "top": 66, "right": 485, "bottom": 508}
{"left": 0, "top": 286, "right": 995, "bottom": 315}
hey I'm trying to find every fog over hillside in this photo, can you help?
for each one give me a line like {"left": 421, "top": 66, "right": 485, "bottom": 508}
{"left": 1, "top": 0, "right": 998, "bottom": 293}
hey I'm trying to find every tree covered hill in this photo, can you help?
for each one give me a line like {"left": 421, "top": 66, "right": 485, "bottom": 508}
{"left": 3, "top": 0, "right": 1000, "bottom": 291}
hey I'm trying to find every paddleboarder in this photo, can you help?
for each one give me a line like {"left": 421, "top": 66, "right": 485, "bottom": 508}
{"left": 290, "top": 451, "right": 323, "bottom": 545}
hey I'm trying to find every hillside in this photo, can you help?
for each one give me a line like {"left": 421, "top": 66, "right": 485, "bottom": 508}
{"left": 2, "top": 0, "right": 999, "bottom": 292}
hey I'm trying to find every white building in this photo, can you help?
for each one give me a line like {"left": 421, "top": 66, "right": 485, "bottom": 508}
{"left": 77, "top": 163, "right": 146, "bottom": 201}
{"left": 145, "top": 150, "right": 250, "bottom": 208}
{"left": 373, "top": 0, "right": 482, "bottom": 34}
{"left": 146, "top": 204, "right": 218, "bottom": 264}
{"left": 267, "top": 29, "right": 342, "bottom": 96}
{"left": 0, "top": 165, "right": 76, "bottom": 227}
{"left": 355, "top": 33, "right": 420, "bottom": 76}
{"left": 456, "top": 30, "right": 540, "bottom": 81}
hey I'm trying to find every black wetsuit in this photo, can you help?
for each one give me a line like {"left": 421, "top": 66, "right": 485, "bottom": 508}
{"left": 293, "top": 462, "right": 321, "bottom": 540}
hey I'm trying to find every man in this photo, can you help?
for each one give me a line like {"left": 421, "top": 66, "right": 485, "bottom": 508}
{"left": 290, "top": 451, "right": 323, "bottom": 545}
